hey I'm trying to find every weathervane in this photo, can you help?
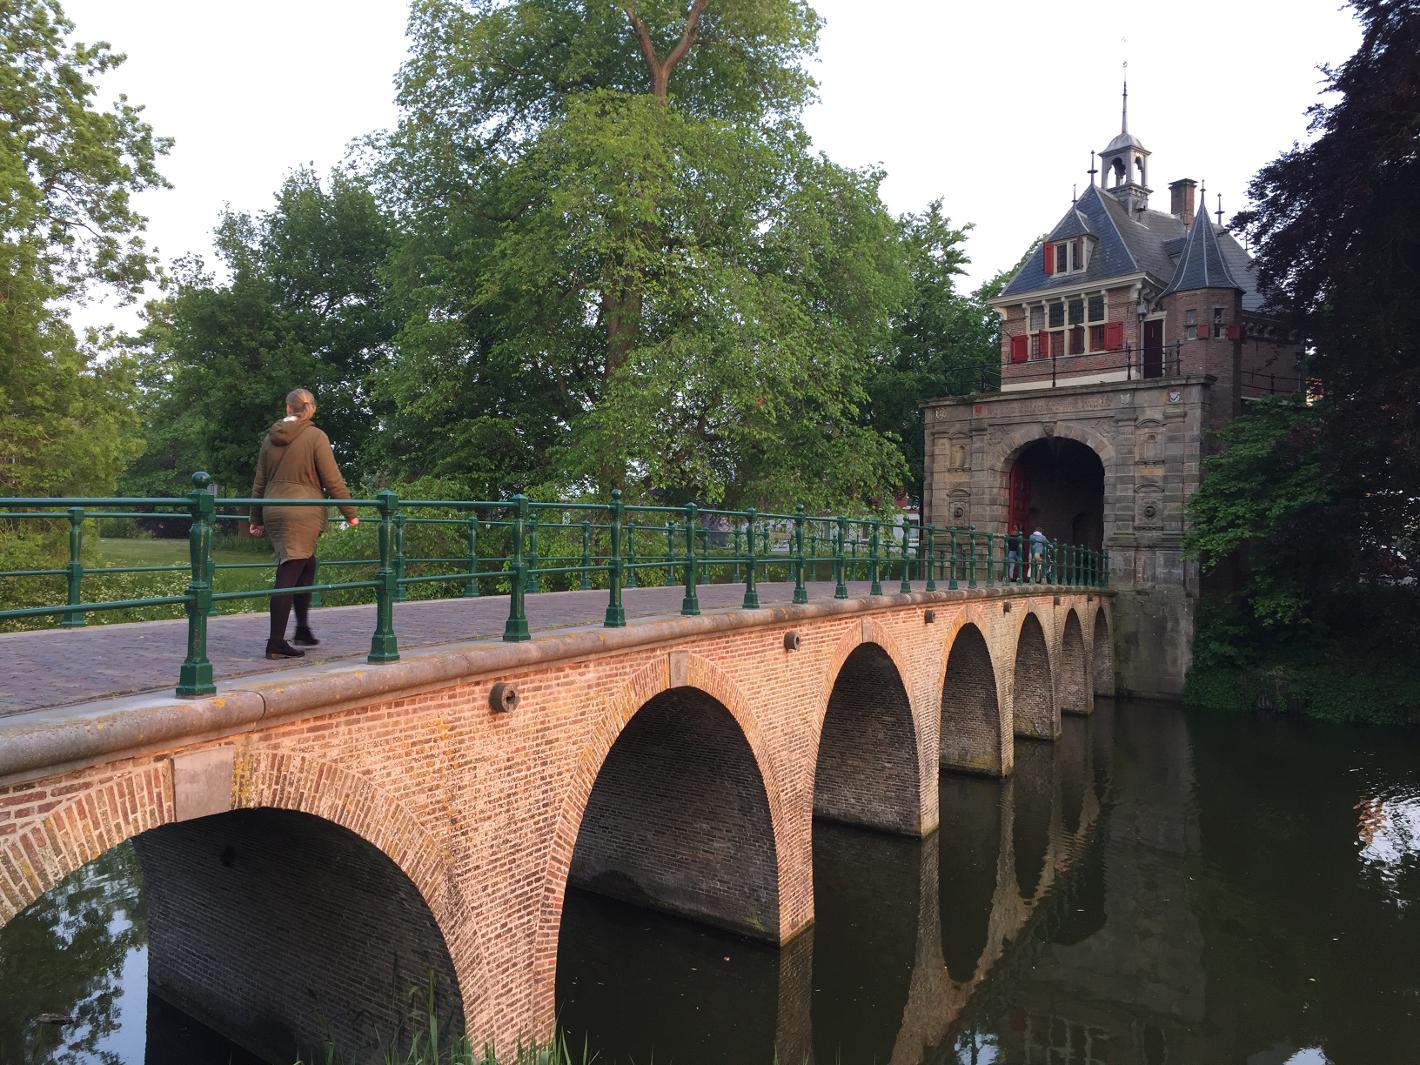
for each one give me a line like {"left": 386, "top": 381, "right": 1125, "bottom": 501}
{"left": 1215, "top": 193, "right": 1224, "bottom": 227}
{"left": 1088, "top": 150, "right": 1098, "bottom": 187}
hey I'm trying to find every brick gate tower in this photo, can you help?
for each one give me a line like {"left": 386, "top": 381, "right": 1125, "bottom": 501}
{"left": 921, "top": 90, "right": 1299, "bottom": 698}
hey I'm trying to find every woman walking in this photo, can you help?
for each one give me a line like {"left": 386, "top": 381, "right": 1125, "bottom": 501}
{"left": 249, "top": 388, "right": 359, "bottom": 659}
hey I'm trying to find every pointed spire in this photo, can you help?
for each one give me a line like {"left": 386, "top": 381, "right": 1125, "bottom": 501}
{"left": 1161, "top": 200, "right": 1243, "bottom": 298}
{"left": 1215, "top": 193, "right": 1224, "bottom": 227}
{"left": 1121, "top": 62, "right": 1129, "bottom": 134}
{"left": 1089, "top": 150, "right": 1098, "bottom": 187}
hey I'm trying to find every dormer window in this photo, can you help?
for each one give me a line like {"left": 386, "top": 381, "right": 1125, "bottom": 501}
{"left": 1042, "top": 237, "right": 1091, "bottom": 277}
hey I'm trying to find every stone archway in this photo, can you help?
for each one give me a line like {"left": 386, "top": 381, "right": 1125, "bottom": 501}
{"left": 989, "top": 423, "right": 1117, "bottom": 545}
{"left": 940, "top": 622, "right": 1005, "bottom": 776}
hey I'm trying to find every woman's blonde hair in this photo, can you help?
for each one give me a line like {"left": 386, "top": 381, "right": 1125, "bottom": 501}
{"left": 286, "top": 388, "right": 315, "bottom": 419}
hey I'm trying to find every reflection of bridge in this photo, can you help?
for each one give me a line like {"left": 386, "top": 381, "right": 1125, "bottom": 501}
{"left": 0, "top": 580, "right": 1112, "bottom": 1057}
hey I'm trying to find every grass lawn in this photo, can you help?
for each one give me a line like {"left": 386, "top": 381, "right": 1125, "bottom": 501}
{"left": 96, "top": 537, "right": 271, "bottom": 567}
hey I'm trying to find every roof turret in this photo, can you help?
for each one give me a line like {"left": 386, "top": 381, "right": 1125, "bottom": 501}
{"left": 1160, "top": 201, "right": 1243, "bottom": 296}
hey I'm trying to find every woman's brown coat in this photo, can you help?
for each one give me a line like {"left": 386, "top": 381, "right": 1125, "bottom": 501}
{"left": 250, "top": 418, "right": 358, "bottom": 564}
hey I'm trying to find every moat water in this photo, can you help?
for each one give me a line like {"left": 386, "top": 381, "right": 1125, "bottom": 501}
{"left": 3, "top": 700, "right": 1419, "bottom": 1064}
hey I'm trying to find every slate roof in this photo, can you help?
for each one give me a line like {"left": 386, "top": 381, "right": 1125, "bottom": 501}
{"left": 995, "top": 182, "right": 1267, "bottom": 311}
{"left": 1047, "top": 206, "right": 1094, "bottom": 242}
{"left": 1160, "top": 205, "right": 1244, "bottom": 297}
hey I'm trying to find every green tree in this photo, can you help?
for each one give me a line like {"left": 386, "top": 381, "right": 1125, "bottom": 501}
{"left": 868, "top": 202, "right": 1006, "bottom": 501}
{"left": 123, "top": 168, "right": 396, "bottom": 495}
{"left": 0, "top": 0, "right": 169, "bottom": 496}
{"left": 378, "top": 0, "right": 909, "bottom": 508}
{"left": 1231, "top": 0, "right": 1419, "bottom": 583}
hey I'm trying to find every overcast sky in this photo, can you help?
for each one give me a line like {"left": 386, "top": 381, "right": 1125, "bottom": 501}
{"left": 62, "top": 0, "right": 1362, "bottom": 331}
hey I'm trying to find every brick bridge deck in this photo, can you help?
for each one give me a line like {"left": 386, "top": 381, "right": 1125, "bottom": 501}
{"left": 0, "top": 580, "right": 1114, "bottom": 1057}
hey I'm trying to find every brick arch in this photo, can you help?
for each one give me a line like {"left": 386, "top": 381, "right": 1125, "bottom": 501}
{"left": 1057, "top": 609, "right": 1092, "bottom": 716}
{"left": 1012, "top": 610, "right": 1058, "bottom": 740}
{"left": 1091, "top": 603, "right": 1116, "bottom": 696}
{"left": 0, "top": 748, "right": 476, "bottom": 1021}
{"left": 812, "top": 621, "right": 931, "bottom": 840}
{"left": 938, "top": 608, "right": 1008, "bottom": 777}
{"left": 531, "top": 653, "right": 801, "bottom": 1032}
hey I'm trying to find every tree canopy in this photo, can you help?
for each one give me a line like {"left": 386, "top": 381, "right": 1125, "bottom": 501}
{"left": 0, "top": 0, "right": 169, "bottom": 495}
{"left": 375, "top": 0, "right": 913, "bottom": 508}
{"left": 1228, "top": 0, "right": 1419, "bottom": 584}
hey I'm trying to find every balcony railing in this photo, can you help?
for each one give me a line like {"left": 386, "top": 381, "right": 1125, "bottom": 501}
{"left": 1, "top": 475, "right": 1108, "bottom": 697}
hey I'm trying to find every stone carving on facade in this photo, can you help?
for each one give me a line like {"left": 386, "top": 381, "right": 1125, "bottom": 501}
{"left": 948, "top": 488, "right": 971, "bottom": 525}
{"left": 1134, "top": 483, "right": 1164, "bottom": 531}
{"left": 1135, "top": 420, "right": 1165, "bottom": 465}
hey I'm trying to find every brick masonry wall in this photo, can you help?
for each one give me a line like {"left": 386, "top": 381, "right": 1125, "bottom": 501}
{"left": 136, "top": 808, "right": 462, "bottom": 1063}
{"left": 568, "top": 686, "right": 779, "bottom": 938}
{"left": 1057, "top": 611, "right": 1091, "bottom": 717}
{"left": 814, "top": 644, "right": 921, "bottom": 834}
{"left": 0, "top": 590, "right": 1109, "bottom": 1049}
{"left": 1093, "top": 611, "right": 1115, "bottom": 695}
{"left": 1013, "top": 614, "right": 1057, "bottom": 740}
{"left": 939, "top": 623, "right": 1003, "bottom": 776}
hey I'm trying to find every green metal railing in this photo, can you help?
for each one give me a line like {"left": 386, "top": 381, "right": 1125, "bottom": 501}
{"left": 0, "top": 472, "right": 1109, "bottom": 698}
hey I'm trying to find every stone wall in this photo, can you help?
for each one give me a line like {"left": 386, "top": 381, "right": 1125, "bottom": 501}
{"left": 923, "top": 377, "right": 1208, "bottom": 697}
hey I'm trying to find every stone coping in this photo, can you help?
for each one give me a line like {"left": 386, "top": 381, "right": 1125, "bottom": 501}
{"left": 0, "top": 585, "right": 1108, "bottom": 786}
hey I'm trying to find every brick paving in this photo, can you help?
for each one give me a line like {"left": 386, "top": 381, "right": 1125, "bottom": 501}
{"left": 0, "top": 580, "right": 882, "bottom": 716}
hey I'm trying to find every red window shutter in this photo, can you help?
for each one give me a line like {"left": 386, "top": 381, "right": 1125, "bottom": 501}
{"left": 1050, "top": 331, "right": 1065, "bottom": 357}
{"left": 1010, "top": 335, "right": 1029, "bottom": 363}
{"left": 1104, "top": 322, "right": 1124, "bottom": 350}
{"left": 1197, "top": 323, "right": 1210, "bottom": 339}
{"left": 1227, "top": 324, "right": 1243, "bottom": 341}
{"left": 1042, "top": 242, "right": 1054, "bottom": 275}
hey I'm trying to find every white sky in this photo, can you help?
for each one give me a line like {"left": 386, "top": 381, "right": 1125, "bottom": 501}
{"left": 61, "top": 0, "right": 1362, "bottom": 331}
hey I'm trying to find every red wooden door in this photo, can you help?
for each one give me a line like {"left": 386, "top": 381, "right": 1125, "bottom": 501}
{"left": 1008, "top": 461, "right": 1029, "bottom": 533}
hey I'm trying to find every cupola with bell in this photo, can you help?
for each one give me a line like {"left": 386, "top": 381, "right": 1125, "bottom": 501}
{"left": 1100, "top": 76, "right": 1151, "bottom": 214}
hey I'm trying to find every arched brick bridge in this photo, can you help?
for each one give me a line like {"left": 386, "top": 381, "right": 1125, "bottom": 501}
{"left": 0, "top": 583, "right": 1113, "bottom": 1054}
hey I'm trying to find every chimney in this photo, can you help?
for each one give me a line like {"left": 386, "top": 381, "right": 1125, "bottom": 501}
{"left": 1169, "top": 178, "right": 1197, "bottom": 226}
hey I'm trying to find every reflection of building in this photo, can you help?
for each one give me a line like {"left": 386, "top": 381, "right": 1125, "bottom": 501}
{"left": 922, "top": 87, "right": 1297, "bottom": 697}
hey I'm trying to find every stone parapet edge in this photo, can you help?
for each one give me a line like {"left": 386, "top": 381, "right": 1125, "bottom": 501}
{"left": 0, "top": 587, "right": 1111, "bottom": 786}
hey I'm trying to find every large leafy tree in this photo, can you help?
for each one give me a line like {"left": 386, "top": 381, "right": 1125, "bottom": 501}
{"left": 123, "top": 168, "right": 396, "bottom": 495}
{"left": 377, "top": 0, "right": 909, "bottom": 508}
{"left": 868, "top": 202, "right": 1006, "bottom": 502}
{"left": 0, "top": 0, "right": 169, "bottom": 496}
{"left": 1229, "top": 0, "right": 1419, "bottom": 584}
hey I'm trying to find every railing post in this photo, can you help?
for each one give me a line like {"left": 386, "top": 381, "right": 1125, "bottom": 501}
{"left": 834, "top": 516, "right": 849, "bottom": 599}
{"left": 899, "top": 518, "right": 912, "bottom": 594}
{"left": 368, "top": 490, "right": 401, "bottom": 661}
{"left": 742, "top": 508, "right": 760, "bottom": 609}
{"left": 464, "top": 516, "right": 480, "bottom": 597}
{"left": 605, "top": 491, "right": 626, "bottom": 627}
{"left": 924, "top": 526, "right": 937, "bottom": 592}
{"left": 808, "top": 527, "right": 819, "bottom": 584}
{"left": 869, "top": 520, "right": 883, "bottom": 595}
{"left": 392, "top": 510, "right": 407, "bottom": 602}
{"left": 948, "top": 528, "right": 959, "bottom": 590}
{"left": 666, "top": 520, "right": 676, "bottom": 581}
{"left": 176, "top": 473, "right": 216, "bottom": 696}
{"left": 580, "top": 520, "right": 592, "bottom": 590}
{"left": 502, "top": 495, "right": 531, "bottom": 641}
{"left": 793, "top": 505, "right": 808, "bottom": 605}
{"left": 625, "top": 521, "right": 638, "bottom": 589}
{"left": 967, "top": 526, "right": 978, "bottom": 588}
{"left": 1101, "top": 548, "right": 1110, "bottom": 588}
{"left": 731, "top": 522, "right": 742, "bottom": 583}
{"left": 681, "top": 503, "right": 700, "bottom": 616}
{"left": 526, "top": 514, "right": 540, "bottom": 594}
{"left": 61, "top": 506, "right": 86, "bottom": 628}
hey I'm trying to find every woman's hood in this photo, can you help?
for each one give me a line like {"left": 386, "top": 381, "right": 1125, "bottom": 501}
{"left": 268, "top": 416, "right": 311, "bottom": 447}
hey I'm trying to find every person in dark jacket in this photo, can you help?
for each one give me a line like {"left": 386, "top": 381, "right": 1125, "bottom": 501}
{"left": 249, "top": 388, "right": 359, "bottom": 659}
